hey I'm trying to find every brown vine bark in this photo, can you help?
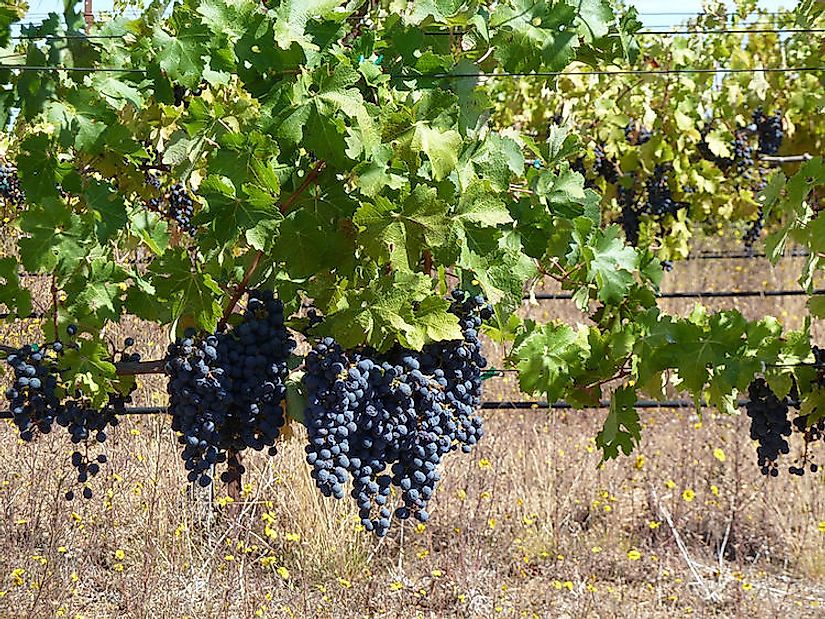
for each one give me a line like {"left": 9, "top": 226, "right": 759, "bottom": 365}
{"left": 217, "top": 160, "right": 327, "bottom": 331}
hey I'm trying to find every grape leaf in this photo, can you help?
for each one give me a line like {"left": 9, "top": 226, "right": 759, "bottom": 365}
{"left": 596, "top": 386, "right": 641, "bottom": 460}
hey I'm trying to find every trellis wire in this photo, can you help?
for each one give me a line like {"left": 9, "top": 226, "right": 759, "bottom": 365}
{"left": 526, "top": 288, "right": 825, "bottom": 301}
{"left": 0, "top": 399, "right": 763, "bottom": 419}
{"left": 2, "top": 64, "right": 824, "bottom": 78}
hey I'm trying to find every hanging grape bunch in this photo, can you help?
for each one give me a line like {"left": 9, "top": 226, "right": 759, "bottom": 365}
{"left": 624, "top": 119, "right": 652, "bottom": 146}
{"left": 0, "top": 163, "right": 24, "bottom": 218}
{"left": 752, "top": 108, "right": 784, "bottom": 155}
{"left": 146, "top": 180, "right": 197, "bottom": 235}
{"left": 3, "top": 327, "right": 136, "bottom": 499}
{"left": 744, "top": 374, "right": 825, "bottom": 477}
{"left": 303, "top": 291, "right": 490, "bottom": 536}
{"left": 165, "top": 290, "right": 296, "bottom": 487}
{"left": 644, "top": 164, "right": 688, "bottom": 217}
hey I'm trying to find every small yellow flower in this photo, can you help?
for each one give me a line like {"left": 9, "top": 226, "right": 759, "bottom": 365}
{"left": 114, "top": 549, "right": 125, "bottom": 560}
{"left": 57, "top": 546, "right": 67, "bottom": 554}
{"left": 415, "top": 523, "right": 426, "bottom": 534}
{"left": 456, "top": 489, "right": 467, "bottom": 501}
{"left": 742, "top": 582, "right": 753, "bottom": 591}
{"left": 112, "top": 563, "right": 124, "bottom": 572}
{"left": 818, "top": 521, "right": 825, "bottom": 534}
{"left": 713, "top": 448, "right": 726, "bottom": 462}
{"left": 488, "top": 518, "right": 497, "bottom": 529}
{"left": 682, "top": 489, "right": 696, "bottom": 502}
{"left": 431, "top": 569, "right": 443, "bottom": 578}
{"left": 591, "top": 546, "right": 603, "bottom": 553}
{"left": 276, "top": 566, "right": 290, "bottom": 580}
{"left": 224, "top": 555, "right": 234, "bottom": 562}
{"left": 260, "top": 557, "right": 277, "bottom": 568}
{"left": 648, "top": 520, "right": 661, "bottom": 529}
{"left": 338, "top": 577, "right": 351, "bottom": 589}
{"left": 10, "top": 568, "right": 25, "bottom": 586}
{"left": 285, "top": 532, "right": 300, "bottom": 542}
{"left": 635, "top": 455, "right": 645, "bottom": 470}
{"left": 390, "top": 581, "right": 403, "bottom": 591}
{"left": 627, "top": 549, "right": 642, "bottom": 561}
{"left": 478, "top": 458, "right": 492, "bottom": 470}
{"left": 665, "top": 480, "right": 676, "bottom": 489}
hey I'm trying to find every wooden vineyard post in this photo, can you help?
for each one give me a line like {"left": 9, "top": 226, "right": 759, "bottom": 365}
{"left": 84, "top": 0, "right": 93, "bottom": 32}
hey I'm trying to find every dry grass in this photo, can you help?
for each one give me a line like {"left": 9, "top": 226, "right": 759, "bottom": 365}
{"left": 0, "top": 249, "right": 824, "bottom": 618}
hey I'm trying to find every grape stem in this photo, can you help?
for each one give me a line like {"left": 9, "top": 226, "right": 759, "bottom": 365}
{"left": 217, "top": 160, "right": 327, "bottom": 330}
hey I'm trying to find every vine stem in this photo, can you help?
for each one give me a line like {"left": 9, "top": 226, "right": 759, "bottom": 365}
{"left": 422, "top": 249, "right": 433, "bottom": 275}
{"left": 217, "top": 160, "right": 327, "bottom": 330}
{"left": 50, "top": 275, "right": 58, "bottom": 339}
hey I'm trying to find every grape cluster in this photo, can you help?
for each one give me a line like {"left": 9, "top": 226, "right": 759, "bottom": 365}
{"left": 753, "top": 108, "right": 783, "bottom": 155}
{"left": 644, "top": 165, "right": 688, "bottom": 217}
{"left": 0, "top": 163, "right": 24, "bottom": 209}
{"left": 166, "top": 290, "right": 295, "bottom": 487}
{"left": 146, "top": 182, "right": 196, "bottom": 235}
{"left": 624, "top": 119, "right": 652, "bottom": 146}
{"left": 303, "top": 291, "right": 489, "bottom": 536}
{"left": 5, "top": 343, "right": 62, "bottom": 441}
{"left": 789, "top": 413, "right": 823, "bottom": 476}
{"left": 742, "top": 207, "right": 764, "bottom": 250}
{"left": 732, "top": 128, "right": 755, "bottom": 176}
{"left": 4, "top": 330, "right": 133, "bottom": 499}
{"left": 592, "top": 145, "right": 618, "bottom": 183}
{"left": 617, "top": 180, "right": 640, "bottom": 246}
{"left": 746, "top": 378, "right": 792, "bottom": 476}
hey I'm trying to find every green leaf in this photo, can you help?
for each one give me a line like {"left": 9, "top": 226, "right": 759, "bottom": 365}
{"left": 150, "top": 253, "right": 224, "bottom": 332}
{"left": 491, "top": 0, "right": 580, "bottom": 73}
{"left": 0, "top": 258, "right": 33, "bottom": 317}
{"left": 321, "top": 272, "right": 460, "bottom": 351}
{"left": 59, "top": 339, "right": 118, "bottom": 409}
{"left": 596, "top": 386, "right": 641, "bottom": 460}
{"left": 582, "top": 226, "right": 639, "bottom": 304}
{"left": 413, "top": 125, "right": 462, "bottom": 181}
{"left": 511, "top": 322, "right": 591, "bottom": 401}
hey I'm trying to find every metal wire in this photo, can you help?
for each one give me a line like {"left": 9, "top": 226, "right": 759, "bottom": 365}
{"left": 0, "top": 399, "right": 758, "bottom": 418}
{"left": 526, "top": 288, "right": 824, "bottom": 301}
{"left": 399, "top": 66, "right": 825, "bottom": 80}
{"left": 7, "top": 34, "right": 125, "bottom": 40}
{"left": 0, "top": 64, "right": 145, "bottom": 73}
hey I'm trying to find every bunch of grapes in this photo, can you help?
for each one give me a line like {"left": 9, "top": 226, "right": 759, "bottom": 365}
{"left": 752, "top": 108, "right": 783, "bottom": 155}
{"left": 732, "top": 128, "right": 755, "bottom": 176}
{"left": 644, "top": 165, "right": 688, "bottom": 217}
{"left": 745, "top": 378, "right": 793, "bottom": 476}
{"left": 789, "top": 413, "right": 823, "bottom": 476}
{"left": 3, "top": 328, "right": 134, "bottom": 499}
{"left": 0, "top": 163, "right": 24, "bottom": 210}
{"left": 165, "top": 290, "right": 295, "bottom": 487}
{"left": 742, "top": 207, "right": 764, "bottom": 250}
{"left": 303, "top": 291, "right": 489, "bottom": 536}
{"left": 146, "top": 181, "right": 196, "bottom": 235}
{"left": 5, "top": 343, "right": 63, "bottom": 441}
{"left": 624, "top": 119, "right": 652, "bottom": 146}
{"left": 592, "top": 145, "right": 618, "bottom": 183}
{"left": 168, "top": 183, "right": 196, "bottom": 234}
{"left": 617, "top": 180, "right": 640, "bottom": 246}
